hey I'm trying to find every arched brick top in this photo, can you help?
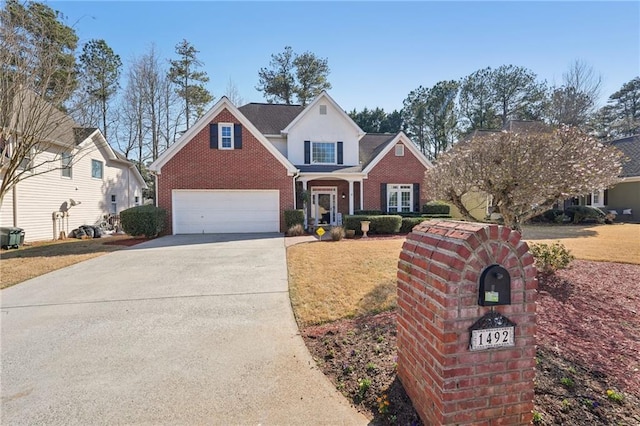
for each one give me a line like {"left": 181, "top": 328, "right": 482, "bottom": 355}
{"left": 397, "top": 220, "right": 537, "bottom": 425}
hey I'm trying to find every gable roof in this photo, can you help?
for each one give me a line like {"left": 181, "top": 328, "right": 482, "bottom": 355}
{"left": 359, "top": 133, "right": 397, "bottom": 168}
{"left": 362, "top": 132, "right": 433, "bottom": 173}
{"left": 610, "top": 135, "right": 640, "bottom": 178}
{"left": 149, "top": 97, "right": 297, "bottom": 175}
{"left": 238, "top": 103, "right": 304, "bottom": 135}
{"left": 282, "top": 91, "right": 365, "bottom": 137}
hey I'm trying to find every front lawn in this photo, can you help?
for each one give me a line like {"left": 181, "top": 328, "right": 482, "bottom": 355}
{"left": 287, "top": 229, "right": 640, "bottom": 424}
{"left": 0, "top": 236, "right": 147, "bottom": 289}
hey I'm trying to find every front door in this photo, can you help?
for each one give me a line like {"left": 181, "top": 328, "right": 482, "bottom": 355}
{"left": 311, "top": 187, "right": 337, "bottom": 225}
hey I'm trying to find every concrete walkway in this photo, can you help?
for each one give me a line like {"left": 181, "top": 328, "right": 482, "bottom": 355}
{"left": 1, "top": 234, "right": 367, "bottom": 425}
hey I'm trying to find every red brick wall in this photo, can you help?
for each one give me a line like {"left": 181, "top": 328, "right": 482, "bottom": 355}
{"left": 397, "top": 220, "right": 537, "bottom": 425}
{"left": 363, "top": 142, "right": 428, "bottom": 211}
{"left": 157, "top": 108, "right": 294, "bottom": 233}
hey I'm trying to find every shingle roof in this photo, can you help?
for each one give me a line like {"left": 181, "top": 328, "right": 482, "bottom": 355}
{"left": 73, "top": 127, "right": 97, "bottom": 145}
{"left": 359, "top": 133, "right": 397, "bottom": 168}
{"left": 238, "top": 103, "right": 304, "bottom": 134}
{"left": 610, "top": 135, "right": 640, "bottom": 178}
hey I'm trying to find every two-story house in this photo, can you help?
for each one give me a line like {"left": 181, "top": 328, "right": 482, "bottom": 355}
{"left": 149, "top": 92, "right": 432, "bottom": 234}
{"left": 0, "top": 95, "right": 147, "bottom": 242}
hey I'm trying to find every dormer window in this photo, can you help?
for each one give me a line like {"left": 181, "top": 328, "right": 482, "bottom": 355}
{"left": 319, "top": 104, "right": 327, "bottom": 115}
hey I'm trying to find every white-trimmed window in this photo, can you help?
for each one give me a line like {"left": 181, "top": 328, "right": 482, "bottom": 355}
{"left": 319, "top": 104, "right": 327, "bottom": 115}
{"left": 20, "top": 147, "right": 35, "bottom": 173}
{"left": 395, "top": 144, "right": 405, "bottom": 156}
{"left": 91, "top": 159, "right": 103, "bottom": 179}
{"left": 588, "top": 189, "right": 605, "bottom": 207}
{"left": 61, "top": 152, "right": 72, "bottom": 178}
{"left": 312, "top": 142, "right": 336, "bottom": 164}
{"left": 219, "top": 123, "right": 233, "bottom": 149}
{"left": 388, "top": 184, "right": 413, "bottom": 213}
{"left": 110, "top": 194, "right": 117, "bottom": 214}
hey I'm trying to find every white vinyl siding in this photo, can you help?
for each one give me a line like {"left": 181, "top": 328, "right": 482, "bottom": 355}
{"left": 0, "top": 142, "right": 144, "bottom": 242}
{"left": 172, "top": 190, "right": 279, "bottom": 234}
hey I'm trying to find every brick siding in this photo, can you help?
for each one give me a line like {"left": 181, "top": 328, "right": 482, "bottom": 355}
{"left": 397, "top": 220, "right": 537, "bottom": 425}
{"left": 364, "top": 142, "right": 428, "bottom": 211}
{"left": 157, "top": 108, "right": 294, "bottom": 233}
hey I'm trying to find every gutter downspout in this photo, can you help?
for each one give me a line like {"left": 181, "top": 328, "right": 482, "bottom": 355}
{"left": 12, "top": 184, "right": 17, "bottom": 227}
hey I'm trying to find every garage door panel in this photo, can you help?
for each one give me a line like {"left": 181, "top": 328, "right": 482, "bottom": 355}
{"left": 172, "top": 190, "right": 280, "bottom": 234}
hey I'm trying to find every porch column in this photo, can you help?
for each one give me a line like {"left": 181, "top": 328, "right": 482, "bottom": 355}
{"left": 302, "top": 180, "right": 308, "bottom": 229}
{"left": 348, "top": 180, "right": 354, "bottom": 215}
{"left": 359, "top": 179, "right": 364, "bottom": 211}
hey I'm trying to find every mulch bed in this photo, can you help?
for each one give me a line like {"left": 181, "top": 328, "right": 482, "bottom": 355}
{"left": 301, "top": 260, "right": 640, "bottom": 425}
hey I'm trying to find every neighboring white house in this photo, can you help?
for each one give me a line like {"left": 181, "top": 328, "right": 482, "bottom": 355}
{"left": 0, "top": 102, "right": 146, "bottom": 242}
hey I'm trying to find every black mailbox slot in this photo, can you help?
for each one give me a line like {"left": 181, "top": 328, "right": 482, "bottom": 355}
{"left": 478, "top": 264, "right": 511, "bottom": 306}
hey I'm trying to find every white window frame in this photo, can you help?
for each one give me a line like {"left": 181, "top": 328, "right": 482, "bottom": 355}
{"left": 110, "top": 194, "right": 117, "bottom": 214}
{"left": 61, "top": 152, "right": 72, "bottom": 178}
{"left": 387, "top": 184, "right": 413, "bottom": 213}
{"left": 395, "top": 144, "right": 405, "bottom": 157}
{"left": 311, "top": 141, "right": 336, "bottom": 164}
{"left": 20, "top": 147, "right": 35, "bottom": 173}
{"left": 91, "top": 159, "right": 103, "bottom": 179}
{"left": 589, "top": 189, "right": 605, "bottom": 207}
{"left": 319, "top": 104, "right": 327, "bottom": 115}
{"left": 219, "top": 123, "right": 234, "bottom": 150}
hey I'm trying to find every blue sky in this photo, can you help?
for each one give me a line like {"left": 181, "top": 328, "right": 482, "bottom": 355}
{"left": 51, "top": 1, "right": 639, "bottom": 113}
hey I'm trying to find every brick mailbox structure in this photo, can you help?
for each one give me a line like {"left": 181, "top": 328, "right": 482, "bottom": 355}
{"left": 397, "top": 220, "right": 537, "bottom": 425}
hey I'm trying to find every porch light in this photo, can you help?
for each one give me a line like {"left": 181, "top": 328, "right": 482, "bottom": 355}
{"left": 341, "top": 192, "right": 346, "bottom": 199}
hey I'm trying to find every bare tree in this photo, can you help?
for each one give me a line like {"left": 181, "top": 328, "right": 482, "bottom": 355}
{"left": 549, "top": 60, "right": 602, "bottom": 127}
{"left": 425, "top": 126, "right": 623, "bottom": 232}
{"left": 224, "top": 77, "right": 244, "bottom": 105}
{"left": 0, "top": 0, "right": 83, "bottom": 207}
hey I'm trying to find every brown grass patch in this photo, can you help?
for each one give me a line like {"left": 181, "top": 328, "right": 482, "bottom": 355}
{"left": 287, "top": 238, "right": 405, "bottom": 326}
{"left": 523, "top": 223, "right": 640, "bottom": 264}
{"left": 0, "top": 236, "right": 144, "bottom": 289}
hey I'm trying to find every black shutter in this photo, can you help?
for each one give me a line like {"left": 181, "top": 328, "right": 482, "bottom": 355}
{"left": 586, "top": 193, "right": 592, "bottom": 205}
{"left": 234, "top": 124, "right": 242, "bottom": 149}
{"left": 413, "top": 183, "right": 420, "bottom": 212}
{"left": 304, "top": 141, "right": 311, "bottom": 164}
{"left": 210, "top": 124, "right": 218, "bottom": 149}
{"left": 380, "top": 183, "right": 387, "bottom": 213}
{"left": 603, "top": 189, "right": 608, "bottom": 205}
{"left": 337, "top": 141, "right": 343, "bottom": 165}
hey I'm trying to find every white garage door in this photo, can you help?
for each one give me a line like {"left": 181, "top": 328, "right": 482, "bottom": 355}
{"left": 172, "top": 190, "right": 280, "bottom": 234}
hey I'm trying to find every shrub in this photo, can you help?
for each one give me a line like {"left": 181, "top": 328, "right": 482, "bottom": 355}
{"left": 343, "top": 215, "right": 402, "bottom": 235}
{"left": 564, "top": 205, "right": 605, "bottom": 224}
{"left": 120, "top": 205, "right": 166, "bottom": 237}
{"left": 286, "top": 224, "right": 305, "bottom": 237}
{"left": 354, "top": 210, "right": 383, "bottom": 215}
{"left": 400, "top": 217, "right": 425, "bottom": 233}
{"left": 422, "top": 201, "right": 450, "bottom": 215}
{"left": 284, "top": 210, "right": 304, "bottom": 228}
{"left": 371, "top": 215, "right": 402, "bottom": 234}
{"left": 529, "top": 242, "right": 574, "bottom": 274}
{"left": 543, "top": 208, "right": 565, "bottom": 223}
{"left": 330, "top": 226, "right": 345, "bottom": 241}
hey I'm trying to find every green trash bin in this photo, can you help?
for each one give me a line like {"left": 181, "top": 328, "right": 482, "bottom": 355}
{"left": 0, "top": 227, "right": 25, "bottom": 249}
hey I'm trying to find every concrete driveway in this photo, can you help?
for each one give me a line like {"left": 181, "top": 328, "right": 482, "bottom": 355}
{"left": 1, "top": 234, "right": 367, "bottom": 425}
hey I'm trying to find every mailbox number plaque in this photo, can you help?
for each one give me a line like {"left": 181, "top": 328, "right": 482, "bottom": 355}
{"left": 470, "top": 326, "right": 515, "bottom": 351}
{"left": 469, "top": 311, "right": 516, "bottom": 351}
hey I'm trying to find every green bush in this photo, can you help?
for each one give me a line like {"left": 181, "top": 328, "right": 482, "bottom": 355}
{"left": 422, "top": 201, "right": 450, "bottom": 215}
{"left": 284, "top": 210, "right": 304, "bottom": 228}
{"left": 120, "top": 205, "right": 166, "bottom": 237}
{"left": 400, "top": 217, "right": 425, "bottom": 233}
{"left": 343, "top": 215, "right": 402, "bottom": 235}
{"left": 564, "top": 205, "right": 605, "bottom": 224}
{"left": 529, "top": 242, "right": 574, "bottom": 274}
{"left": 543, "top": 209, "right": 565, "bottom": 222}
{"left": 353, "top": 210, "right": 383, "bottom": 215}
